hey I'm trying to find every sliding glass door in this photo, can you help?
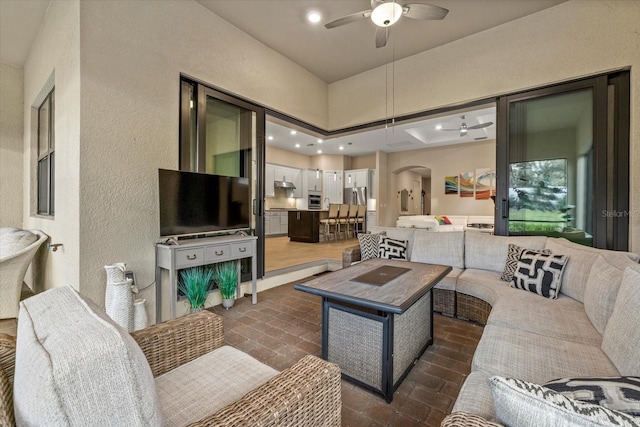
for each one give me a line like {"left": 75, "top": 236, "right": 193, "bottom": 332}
{"left": 495, "top": 72, "right": 630, "bottom": 250}
{"left": 180, "top": 79, "right": 266, "bottom": 279}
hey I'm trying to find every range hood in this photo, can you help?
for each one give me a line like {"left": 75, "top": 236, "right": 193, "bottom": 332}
{"left": 274, "top": 180, "right": 296, "bottom": 189}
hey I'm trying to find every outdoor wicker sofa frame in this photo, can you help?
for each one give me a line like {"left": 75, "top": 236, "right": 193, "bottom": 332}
{"left": 0, "top": 311, "right": 342, "bottom": 427}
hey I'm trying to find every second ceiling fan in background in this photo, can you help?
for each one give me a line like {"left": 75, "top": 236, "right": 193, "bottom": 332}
{"left": 324, "top": 0, "right": 449, "bottom": 48}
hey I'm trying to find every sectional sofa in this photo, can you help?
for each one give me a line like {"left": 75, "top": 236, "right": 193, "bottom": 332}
{"left": 343, "top": 227, "right": 640, "bottom": 425}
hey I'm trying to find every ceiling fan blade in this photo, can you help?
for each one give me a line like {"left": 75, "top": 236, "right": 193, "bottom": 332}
{"left": 467, "top": 122, "right": 494, "bottom": 130}
{"left": 403, "top": 3, "right": 449, "bottom": 20}
{"left": 371, "top": 0, "right": 383, "bottom": 9}
{"left": 440, "top": 128, "right": 459, "bottom": 132}
{"left": 324, "top": 10, "right": 371, "bottom": 29}
{"left": 375, "top": 26, "right": 389, "bottom": 48}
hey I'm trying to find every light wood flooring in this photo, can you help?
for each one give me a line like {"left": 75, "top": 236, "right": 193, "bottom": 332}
{"left": 264, "top": 235, "right": 358, "bottom": 272}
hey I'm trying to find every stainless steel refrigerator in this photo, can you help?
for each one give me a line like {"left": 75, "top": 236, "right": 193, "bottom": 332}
{"left": 344, "top": 187, "right": 367, "bottom": 205}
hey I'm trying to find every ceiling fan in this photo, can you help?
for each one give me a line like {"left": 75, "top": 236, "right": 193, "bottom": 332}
{"left": 324, "top": 0, "right": 449, "bottom": 48}
{"left": 441, "top": 115, "right": 494, "bottom": 137}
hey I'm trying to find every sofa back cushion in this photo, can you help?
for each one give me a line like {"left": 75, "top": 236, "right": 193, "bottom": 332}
{"left": 410, "top": 230, "right": 465, "bottom": 269}
{"left": 464, "top": 232, "right": 547, "bottom": 274}
{"left": 370, "top": 226, "right": 416, "bottom": 260}
{"left": 14, "top": 286, "right": 163, "bottom": 425}
{"left": 584, "top": 255, "right": 632, "bottom": 335}
{"left": 601, "top": 264, "right": 640, "bottom": 376}
{"left": 545, "top": 238, "right": 639, "bottom": 303}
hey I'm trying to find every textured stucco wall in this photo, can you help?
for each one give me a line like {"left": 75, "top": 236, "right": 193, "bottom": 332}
{"left": 0, "top": 63, "right": 24, "bottom": 227}
{"left": 77, "top": 0, "right": 328, "bottom": 318}
{"left": 22, "top": 0, "right": 81, "bottom": 290}
{"left": 329, "top": 0, "right": 640, "bottom": 250}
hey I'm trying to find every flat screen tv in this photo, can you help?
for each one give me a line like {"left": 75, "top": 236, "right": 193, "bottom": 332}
{"left": 159, "top": 169, "right": 250, "bottom": 238}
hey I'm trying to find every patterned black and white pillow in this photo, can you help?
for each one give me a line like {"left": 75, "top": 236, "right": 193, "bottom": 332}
{"left": 544, "top": 377, "right": 640, "bottom": 416}
{"left": 501, "top": 244, "right": 551, "bottom": 282}
{"left": 378, "top": 237, "right": 408, "bottom": 261}
{"left": 358, "top": 232, "right": 383, "bottom": 261}
{"left": 511, "top": 250, "right": 568, "bottom": 299}
{"left": 489, "top": 376, "right": 640, "bottom": 427}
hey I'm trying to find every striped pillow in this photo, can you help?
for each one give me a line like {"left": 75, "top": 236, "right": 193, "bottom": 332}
{"left": 379, "top": 237, "right": 408, "bottom": 261}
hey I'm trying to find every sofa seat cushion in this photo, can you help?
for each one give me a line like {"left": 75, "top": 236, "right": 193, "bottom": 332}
{"left": 14, "top": 286, "right": 163, "bottom": 426}
{"left": 473, "top": 325, "right": 619, "bottom": 385}
{"left": 156, "top": 345, "right": 278, "bottom": 427}
{"left": 545, "top": 238, "right": 640, "bottom": 303}
{"left": 451, "top": 370, "right": 496, "bottom": 421}
{"left": 410, "top": 230, "right": 465, "bottom": 269}
{"left": 457, "top": 269, "right": 516, "bottom": 306}
{"left": 465, "top": 233, "right": 548, "bottom": 274}
{"left": 488, "top": 293, "right": 602, "bottom": 347}
{"left": 434, "top": 267, "right": 463, "bottom": 291}
{"left": 602, "top": 264, "right": 640, "bottom": 376}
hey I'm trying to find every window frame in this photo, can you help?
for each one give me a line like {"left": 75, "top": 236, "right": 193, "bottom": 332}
{"left": 37, "top": 88, "right": 55, "bottom": 216}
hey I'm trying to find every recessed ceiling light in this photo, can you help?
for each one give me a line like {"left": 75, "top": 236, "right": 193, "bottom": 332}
{"left": 295, "top": 143, "right": 300, "bottom": 148}
{"left": 267, "top": 136, "right": 274, "bottom": 140}
{"left": 317, "top": 139, "right": 323, "bottom": 143}
{"left": 317, "top": 149, "right": 322, "bottom": 154}
{"left": 435, "top": 125, "right": 442, "bottom": 130}
{"left": 339, "top": 146, "right": 344, "bottom": 151}
{"left": 307, "top": 11, "right": 322, "bottom": 24}
{"left": 290, "top": 130, "right": 297, "bottom": 135}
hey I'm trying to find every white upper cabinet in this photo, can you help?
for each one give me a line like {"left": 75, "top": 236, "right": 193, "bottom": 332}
{"left": 323, "top": 170, "right": 343, "bottom": 205}
{"left": 265, "top": 163, "right": 275, "bottom": 197}
{"left": 345, "top": 169, "right": 371, "bottom": 189}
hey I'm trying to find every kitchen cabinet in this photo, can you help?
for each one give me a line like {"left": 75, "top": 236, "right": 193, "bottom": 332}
{"left": 323, "top": 170, "right": 343, "bottom": 205}
{"left": 288, "top": 211, "right": 321, "bottom": 243}
{"left": 306, "top": 169, "right": 322, "bottom": 192}
{"left": 344, "top": 169, "right": 371, "bottom": 189}
{"left": 291, "top": 168, "right": 302, "bottom": 198}
{"left": 270, "top": 164, "right": 302, "bottom": 198}
{"left": 265, "top": 164, "right": 275, "bottom": 197}
{"left": 265, "top": 211, "right": 289, "bottom": 236}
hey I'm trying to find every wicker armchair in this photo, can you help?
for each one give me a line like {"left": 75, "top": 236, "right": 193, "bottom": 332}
{"left": 3, "top": 309, "right": 341, "bottom": 426}
{"left": 0, "top": 229, "right": 47, "bottom": 319}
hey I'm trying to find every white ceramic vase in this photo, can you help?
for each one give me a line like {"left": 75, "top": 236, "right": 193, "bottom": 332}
{"left": 133, "top": 298, "right": 148, "bottom": 331}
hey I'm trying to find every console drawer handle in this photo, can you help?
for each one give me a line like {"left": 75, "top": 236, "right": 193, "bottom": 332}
{"left": 215, "top": 250, "right": 224, "bottom": 256}
{"left": 187, "top": 254, "right": 197, "bottom": 260}
{"left": 239, "top": 247, "right": 247, "bottom": 253}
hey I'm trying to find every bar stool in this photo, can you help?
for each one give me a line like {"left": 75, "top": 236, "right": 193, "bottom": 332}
{"left": 337, "top": 204, "right": 350, "bottom": 239}
{"left": 347, "top": 205, "right": 358, "bottom": 239}
{"left": 355, "top": 205, "right": 366, "bottom": 234}
{"left": 320, "top": 204, "right": 340, "bottom": 241}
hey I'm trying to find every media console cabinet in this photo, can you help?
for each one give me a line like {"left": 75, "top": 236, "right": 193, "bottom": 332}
{"left": 155, "top": 235, "right": 258, "bottom": 322}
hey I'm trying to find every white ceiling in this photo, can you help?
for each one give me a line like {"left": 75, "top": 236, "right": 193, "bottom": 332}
{"left": 267, "top": 104, "right": 496, "bottom": 157}
{"left": 196, "top": 0, "right": 566, "bottom": 83}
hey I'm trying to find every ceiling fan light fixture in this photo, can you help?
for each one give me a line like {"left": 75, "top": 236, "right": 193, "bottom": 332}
{"left": 371, "top": 2, "right": 402, "bottom": 27}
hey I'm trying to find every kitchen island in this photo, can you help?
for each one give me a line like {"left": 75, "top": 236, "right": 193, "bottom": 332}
{"left": 288, "top": 210, "right": 328, "bottom": 243}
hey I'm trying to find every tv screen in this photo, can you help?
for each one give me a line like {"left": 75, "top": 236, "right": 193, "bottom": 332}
{"left": 159, "top": 169, "right": 250, "bottom": 238}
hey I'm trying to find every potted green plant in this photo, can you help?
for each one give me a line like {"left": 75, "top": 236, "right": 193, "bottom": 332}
{"left": 213, "top": 261, "right": 238, "bottom": 309}
{"left": 178, "top": 266, "right": 214, "bottom": 313}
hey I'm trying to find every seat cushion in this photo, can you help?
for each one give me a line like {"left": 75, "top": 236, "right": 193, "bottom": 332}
{"left": 473, "top": 325, "right": 619, "bottom": 385}
{"left": 410, "top": 230, "right": 465, "bottom": 269}
{"left": 457, "top": 269, "right": 514, "bottom": 306}
{"left": 488, "top": 293, "right": 602, "bottom": 347}
{"left": 14, "top": 286, "right": 163, "bottom": 426}
{"left": 602, "top": 264, "right": 640, "bottom": 376}
{"left": 156, "top": 345, "right": 278, "bottom": 427}
{"left": 434, "top": 267, "right": 463, "bottom": 291}
{"left": 452, "top": 370, "right": 496, "bottom": 420}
